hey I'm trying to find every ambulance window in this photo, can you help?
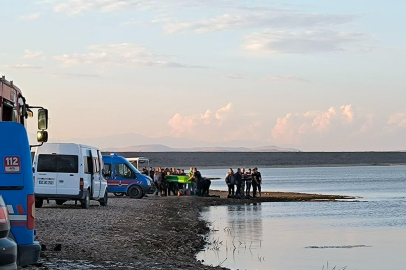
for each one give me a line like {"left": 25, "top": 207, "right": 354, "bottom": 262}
{"left": 115, "top": 163, "right": 133, "bottom": 178}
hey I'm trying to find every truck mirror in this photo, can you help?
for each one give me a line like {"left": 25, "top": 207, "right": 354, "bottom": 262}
{"left": 38, "top": 109, "right": 48, "bottom": 130}
{"left": 37, "top": 130, "right": 48, "bottom": 143}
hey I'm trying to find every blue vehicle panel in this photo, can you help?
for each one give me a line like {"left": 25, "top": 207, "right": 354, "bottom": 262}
{"left": 102, "top": 155, "right": 155, "bottom": 197}
{"left": 0, "top": 122, "right": 41, "bottom": 266}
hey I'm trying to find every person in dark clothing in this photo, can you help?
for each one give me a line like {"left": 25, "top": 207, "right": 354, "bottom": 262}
{"left": 201, "top": 178, "right": 211, "bottom": 196}
{"left": 225, "top": 168, "right": 235, "bottom": 197}
{"left": 149, "top": 167, "right": 155, "bottom": 180}
{"left": 252, "top": 167, "right": 262, "bottom": 198}
{"left": 235, "top": 168, "right": 242, "bottom": 198}
{"left": 192, "top": 167, "right": 204, "bottom": 196}
{"left": 156, "top": 168, "right": 167, "bottom": 196}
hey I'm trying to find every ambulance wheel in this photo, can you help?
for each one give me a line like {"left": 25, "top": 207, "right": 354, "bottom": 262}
{"left": 35, "top": 198, "right": 43, "bottom": 208}
{"left": 81, "top": 192, "right": 90, "bottom": 209}
{"left": 99, "top": 191, "right": 108, "bottom": 206}
{"left": 128, "top": 186, "right": 143, "bottom": 199}
{"left": 114, "top": 192, "right": 125, "bottom": 197}
{"left": 56, "top": 200, "right": 66, "bottom": 206}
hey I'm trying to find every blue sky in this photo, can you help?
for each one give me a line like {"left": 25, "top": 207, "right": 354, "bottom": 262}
{"left": 1, "top": 0, "right": 406, "bottom": 151}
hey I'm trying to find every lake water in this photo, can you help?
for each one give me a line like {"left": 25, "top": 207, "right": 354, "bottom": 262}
{"left": 197, "top": 166, "right": 406, "bottom": 270}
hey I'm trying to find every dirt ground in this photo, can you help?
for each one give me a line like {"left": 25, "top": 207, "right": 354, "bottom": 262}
{"left": 24, "top": 191, "right": 352, "bottom": 270}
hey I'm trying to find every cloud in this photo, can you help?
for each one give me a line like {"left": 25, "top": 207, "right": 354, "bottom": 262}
{"left": 2, "top": 64, "right": 42, "bottom": 70}
{"left": 388, "top": 112, "right": 406, "bottom": 128}
{"left": 162, "top": 11, "right": 356, "bottom": 34}
{"left": 50, "top": 72, "right": 100, "bottom": 78}
{"left": 40, "top": 0, "right": 222, "bottom": 15}
{"left": 24, "top": 50, "right": 46, "bottom": 59}
{"left": 53, "top": 43, "right": 205, "bottom": 68}
{"left": 19, "top": 13, "right": 40, "bottom": 21}
{"left": 243, "top": 30, "right": 370, "bottom": 54}
{"left": 271, "top": 104, "right": 359, "bottom": 144}
{"left": 264, "top": 75, "right": 310, "bottom": 83}
{"left": 222, "top": 73, "right": 243, "bottom": 80}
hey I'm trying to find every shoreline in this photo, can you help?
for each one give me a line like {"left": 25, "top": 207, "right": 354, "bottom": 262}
{"left": 28, "top": 191, "right": 355, "bottom": 270}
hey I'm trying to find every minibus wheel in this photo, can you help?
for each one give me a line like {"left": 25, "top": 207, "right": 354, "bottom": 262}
{"left": 81, "top": 192, "right": 90, "bottom": 209}
{"left": 128, "top": 186, "right": 143, "bottom": 199}
{"left": 35, "top": 198, "right": 43, "bottom": 208}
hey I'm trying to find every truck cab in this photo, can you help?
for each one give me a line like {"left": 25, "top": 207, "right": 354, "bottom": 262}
{"left": 0, "top": 122, "right": 41, "bottom": 266}
{"left": 102, "top": 154, "right": 155, "bottom": 199}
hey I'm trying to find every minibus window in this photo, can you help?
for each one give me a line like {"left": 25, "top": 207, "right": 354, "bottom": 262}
{"left": 57, "top": 155, "right": 78, "bottom": 173}
{"left": 37, "top": 155, "right": 78, "bottom": 173}
{"left": 37, "top": 155, "right": 57, "bottom": 172}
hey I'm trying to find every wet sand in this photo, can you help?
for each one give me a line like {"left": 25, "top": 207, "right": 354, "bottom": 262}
{"left": 28, "top": 191, "right": 353, "bottom": 270}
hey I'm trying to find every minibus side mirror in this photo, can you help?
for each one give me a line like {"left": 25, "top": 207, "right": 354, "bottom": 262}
{"left": 38, "top": 109, "right": 48, "bottom": 130}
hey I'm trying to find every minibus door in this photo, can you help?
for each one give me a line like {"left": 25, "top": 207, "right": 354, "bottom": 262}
{"left": 90, "top": 150, "right": 101, "bottom": 199}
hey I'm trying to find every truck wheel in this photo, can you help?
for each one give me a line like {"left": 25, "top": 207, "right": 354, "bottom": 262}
{"left": 114, "top": 192, "right": 125, "bottom": 197}
{"left": 56, "top": 200, "right": 66, "bottom": 206}
{"left": 81, "top": 192, "right": 90, "bottom": 209}
{"left": 99, "top": 191, "right": 108, "bottom": 206}
{"left": 35, "top": 198, "right": 43, "bottom": 208}
{"left": 128, "top": 186, "right": 143, "bottom": 199}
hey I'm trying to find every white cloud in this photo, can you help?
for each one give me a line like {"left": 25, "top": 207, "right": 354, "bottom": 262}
{"left": 24, "top": 50, "right": 46, "bottom": 59}
{"left": 19, "top": 13, "right": 40, "bottom": 21}
{"left": 265, "top": 75, "right": 310, "bottom": 83}
{"left": 222, "top": 73, "right": 243, "bottom": 80}
{"left": 243, "top": 30, "right": 370, "bottom": 54}
{"left": 53, "top": 43, "right": 205, "bottom": 68}
{"left": 40, "top": 0, "right": 222, "bottom": 15}
{"left": 2, "top": 64, "right": 42, "bottom": 70}
{"left": 271, "top": 104, "right": 358, "bottom": 144}
{"left": 168, "top": 103, "right": 264, "bottom": 142}
{"left": 388, "top": 112, "right": 406, "bottom": 128}
{"left": 162, "top": 11, "right": 356, "bottom": 34}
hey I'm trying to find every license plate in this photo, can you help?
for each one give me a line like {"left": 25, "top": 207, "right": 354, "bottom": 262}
{"left": 39, "top": 180, "right": 54, "bottom": 185}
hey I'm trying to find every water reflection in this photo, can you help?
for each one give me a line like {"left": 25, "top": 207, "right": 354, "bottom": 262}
{"left": 198, "top": 202, "right": 406, "bottom": 270}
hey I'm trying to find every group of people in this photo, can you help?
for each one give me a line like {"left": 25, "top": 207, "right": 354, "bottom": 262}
{"left": 225, "top": 167, "right": 262, "bottom": 198}
{"left": 143, "top": 167, "right": 211, "bottom": 197}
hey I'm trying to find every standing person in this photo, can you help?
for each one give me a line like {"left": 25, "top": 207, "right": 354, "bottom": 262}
{"left": 254, "top": 167, "right": 262, "bottom": 197}
{"left": 157, "top": 168, "right": 167, "bottom": 196}
{"left": 252, "top": 167, "right": 262, "bottom": 198}
{"left": 149, "top": 167, "right": 155, "bottom": 180}
{"left": 187, "top": 167, "right": 195, "bottom": 195}
{"left": 241, "top": 168, "right": 246, "bottom": 197}
{"left": 153, "top": 167, "right": 160, "bottom": 196}
{"left": 235, "top": 168, "right": 242, "bottom": 198}
{"left": 225, "top": 168, "right": 235, "bottom": 198}
{"left": 245, "top": 168, "right": 252, "bottom": 197}
{"left": 189, "top": 167, "right": 203, "bottom": 196}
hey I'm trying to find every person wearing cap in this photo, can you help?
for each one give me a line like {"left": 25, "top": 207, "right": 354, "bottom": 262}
{"left": 252, "top": 167, "right": 262, "bottom": 198}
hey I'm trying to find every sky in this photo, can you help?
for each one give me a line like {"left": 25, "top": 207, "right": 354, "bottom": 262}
{"left": 1, "top": 0, "right": 406, "bottom": 151}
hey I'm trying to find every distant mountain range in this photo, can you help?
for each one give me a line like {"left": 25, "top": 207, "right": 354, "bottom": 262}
{"left": 104, "top": 144, "right": 300, "bottom": 152}
{"left": 28, "top": 132, "right": 300, "bottom": 152}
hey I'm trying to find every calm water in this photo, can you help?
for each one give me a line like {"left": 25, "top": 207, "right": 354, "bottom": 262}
{"left": 197, "top": 166, "right": 406, "bottom": 270}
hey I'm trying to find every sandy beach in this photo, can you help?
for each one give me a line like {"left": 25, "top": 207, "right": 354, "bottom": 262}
{"left": 27, "top": 191, "right": 353, "bottom": 270}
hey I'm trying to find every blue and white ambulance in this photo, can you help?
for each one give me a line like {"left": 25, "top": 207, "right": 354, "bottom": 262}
{"left": 102, "top": 154, "right": 155, "bottom": 199}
